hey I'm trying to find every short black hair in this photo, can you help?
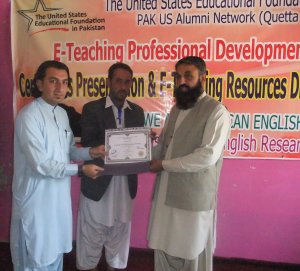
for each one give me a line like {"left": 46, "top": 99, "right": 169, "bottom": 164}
{"left": 175, "top": 56, "right": 206, "bottom": 75}
{"left": 108, "top": 62, "right": 133, "bottom": 80}
{"left": 31, "top": 60, "right": 71, "bottom": 98}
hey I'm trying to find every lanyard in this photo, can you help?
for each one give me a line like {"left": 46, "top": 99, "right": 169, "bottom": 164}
{"left": 117, "top": 107, "right": 122, "bottom": 125}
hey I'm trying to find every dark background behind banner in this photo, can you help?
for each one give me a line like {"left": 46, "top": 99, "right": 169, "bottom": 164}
{"left": 1, "top": 0, "right": 300, "bottom": 265}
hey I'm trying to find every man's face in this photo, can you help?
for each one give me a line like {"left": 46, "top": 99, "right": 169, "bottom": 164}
{"left": 175, "top": 63, "right": 202, "bottom": 89}
{"left": 37, "top": 67, "right": 69, "bottom": 106}
{"left": 108, "top": 68, "right": 132, "bottom": 103}
{"left": 174, "top": 63, "right": 204, "bottom": 109}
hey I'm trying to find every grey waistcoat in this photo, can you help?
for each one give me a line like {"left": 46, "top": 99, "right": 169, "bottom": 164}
{"left": 158, "top": 95, "right": 224, "bottom": 211}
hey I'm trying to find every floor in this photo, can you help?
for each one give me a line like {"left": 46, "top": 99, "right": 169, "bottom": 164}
{"left": 1, "top": 243, "right": 299, "bottom": 271}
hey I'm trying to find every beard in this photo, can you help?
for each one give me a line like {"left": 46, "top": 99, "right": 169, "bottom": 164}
{"left": 174, "top": 80, "right": 204, "bottom": 110}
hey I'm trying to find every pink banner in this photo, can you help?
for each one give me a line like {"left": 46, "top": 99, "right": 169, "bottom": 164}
{"left": 11, "top": 0, "right": 300, "bottom": 159}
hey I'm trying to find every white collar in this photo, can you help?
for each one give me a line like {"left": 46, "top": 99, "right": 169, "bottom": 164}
{"left": 105, "top": 96, "right": 132, "bottom": 110}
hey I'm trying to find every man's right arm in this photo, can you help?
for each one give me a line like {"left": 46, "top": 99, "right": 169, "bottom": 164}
{"left": 151, "top": 115, "right": 169, "bottom": 160}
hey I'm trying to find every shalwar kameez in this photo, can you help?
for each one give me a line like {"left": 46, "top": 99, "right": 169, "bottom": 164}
{"left": 11, "top": 97, "right": 91, "bottom": 270}
{"left": 148, "top": 94, "right": 231, "bottom": 271}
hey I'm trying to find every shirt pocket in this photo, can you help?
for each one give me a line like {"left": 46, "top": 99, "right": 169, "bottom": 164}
{"left": 61, "top": 129, "right": 73, "bottom": 156}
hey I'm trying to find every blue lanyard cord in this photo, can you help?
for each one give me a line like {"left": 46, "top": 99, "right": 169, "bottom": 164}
{"left": 117, "top": 108, "right": 122, "bottom": 125}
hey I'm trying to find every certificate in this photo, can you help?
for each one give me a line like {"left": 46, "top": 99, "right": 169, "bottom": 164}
{"left": 103, "top": 127, "right": 151, "bottom": 175}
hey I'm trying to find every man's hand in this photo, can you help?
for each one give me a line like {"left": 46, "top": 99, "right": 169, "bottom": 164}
{"left": 89, "top": 145, "right": 105, "bottom": 159}
{"left": 82, "top": 164, "right": 104, "bottom": 179}
{"left": 150, "top": 129, "right": 159, "bottom": 143}
{"left": 150, "top": 159, "right": 163, "bottom": 173}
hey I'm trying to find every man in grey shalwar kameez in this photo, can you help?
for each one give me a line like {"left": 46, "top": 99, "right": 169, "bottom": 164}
{"left": 148, "top": 56, "right": 231, "bottom": 271}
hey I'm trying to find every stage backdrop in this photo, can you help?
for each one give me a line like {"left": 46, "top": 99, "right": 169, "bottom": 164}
{"left": 11, "top": 0, "right": 300, "bottom": 159}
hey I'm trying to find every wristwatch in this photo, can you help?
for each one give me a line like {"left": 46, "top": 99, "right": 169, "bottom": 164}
{"left": 78, "top": 165, "right": 84, "bottom": 177}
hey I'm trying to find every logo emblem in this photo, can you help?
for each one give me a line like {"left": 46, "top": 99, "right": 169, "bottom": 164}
{"left": 17, "top": 0, "right": 61, "bottom": 32}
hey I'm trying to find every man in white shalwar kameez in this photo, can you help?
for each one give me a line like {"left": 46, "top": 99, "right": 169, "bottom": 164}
{"left": 76, "top": 62, "right": 145, "bottom": 271}
{"left": 11, "top": 60, "right": 105, "bottom": 271}
{"left": 148, "top": 56, "right": 231, "bottom": 271}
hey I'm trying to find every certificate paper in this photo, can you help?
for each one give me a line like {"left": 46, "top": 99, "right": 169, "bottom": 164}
{"left": 103, "top": 127, "right": 151, "bottom": 175}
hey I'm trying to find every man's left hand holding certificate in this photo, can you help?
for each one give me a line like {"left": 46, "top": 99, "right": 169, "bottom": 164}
{"left": 103, "top": 127, "right": 151, "bottom": 175}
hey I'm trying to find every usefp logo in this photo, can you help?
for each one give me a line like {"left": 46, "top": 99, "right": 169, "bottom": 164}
{"left": 17, "top": 0, "right": 64, "bottom": 33}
